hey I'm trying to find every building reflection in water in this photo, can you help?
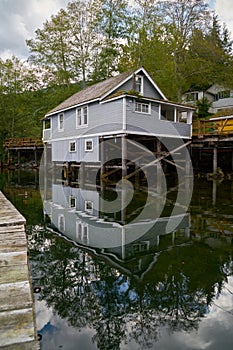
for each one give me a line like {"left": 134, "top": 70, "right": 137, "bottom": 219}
{"left": 41, "top": 161, "right": 192, "bottom": 279}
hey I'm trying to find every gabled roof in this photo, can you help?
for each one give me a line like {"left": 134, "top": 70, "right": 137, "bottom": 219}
{"left": 45, "top": 67, "right": 167, "bottom": 117}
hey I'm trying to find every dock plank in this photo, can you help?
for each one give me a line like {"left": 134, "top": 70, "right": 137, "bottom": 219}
{"left": 0, "top": 308, "right": 36, "bottom": 345}
{"left": 0, "top": 191, "right": 39, "bottom": 349}
{"left": 0, "top": 282, "right": 32, "bottom": 312}
{"left": 0, "top": 251, "right": 28, "bottom": 268}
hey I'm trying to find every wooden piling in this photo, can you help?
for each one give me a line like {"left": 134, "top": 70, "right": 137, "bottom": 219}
{"left": 0, "top": 191, "right": 39, "bottom": 350}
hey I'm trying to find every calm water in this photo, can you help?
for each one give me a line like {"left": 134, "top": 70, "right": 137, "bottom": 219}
{"left": 0, "top": 169, "right": 233, "bottom": 350}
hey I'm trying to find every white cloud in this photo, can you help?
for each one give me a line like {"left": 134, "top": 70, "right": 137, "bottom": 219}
{"left": 213, "top": 0, "right": 233, "bottom": 38}
{"left": 0, "top": 0, "right": 233, "bottom": 61}
{"left": 0, "top": 0, "right": 70, "bottom": 60}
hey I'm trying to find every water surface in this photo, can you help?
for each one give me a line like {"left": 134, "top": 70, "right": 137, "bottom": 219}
{"left": 0, "top": 169, "right": 233, "bottom": 350}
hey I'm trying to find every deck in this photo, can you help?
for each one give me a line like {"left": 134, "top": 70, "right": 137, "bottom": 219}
{"left": 0, "top": 191, "right": 39, "bottom": 350}
{"left": 3, "top": 138, "right": 44, "bottom": 150}
{"left": 192, "top": 117, "right": 233, "bottom": 138}
{"left": 192, "top": 117, "right": 233, "bottom": 174}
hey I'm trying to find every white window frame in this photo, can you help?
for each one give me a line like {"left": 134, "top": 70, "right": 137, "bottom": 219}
{"left": 135, "top": 101, "right": 151, "bottom": 114}
{"left": 76, "top": 106, "right": 88, "bottom": 128}
{"left": 69, "top": 141, "right": 76, "bottom": 152}
{"left": 58, "top": 113, "right": 64, "bottom": 131}
{"left": 76, "top": 220, "right": 89, "bottom": 244}
{"left": 85, "top": 139, "right": 93, "bottom": 152}
{"left": 85, "top": 200, "right": 93, "bottom": 214}
{"left": 135, "top": 75, "right": 143, "bottom": 94}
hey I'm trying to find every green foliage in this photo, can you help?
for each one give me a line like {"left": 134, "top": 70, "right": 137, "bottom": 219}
{"left": 196, "top": 97, "right": 212, "bottom": 119}
{"left": 0, "top": 56, "right": 82, "bottom": 160}
{"left": 1, "top": 0, "right": 233, "bottom": 160}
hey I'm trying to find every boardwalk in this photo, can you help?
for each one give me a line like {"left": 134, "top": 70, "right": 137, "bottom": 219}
{"left": 0, "top": 191, "right": 39, "bottom": 350}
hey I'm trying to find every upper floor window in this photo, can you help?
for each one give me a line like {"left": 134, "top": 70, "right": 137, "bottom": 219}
{"left": 185, "top": 92, "right": 199, "bottom": 102}
{"left": 58, "top": 214, "right": 65, "bottom": 232}
{"left": 135, "top": 101, "right": 151, "bottom": 114}
{"left": 58, "top": 113, "right": 64, "bottom": 131}
{"left": 44, "top": 118, "right": 51, "bottom": 129}
{"left": 85, "top": 139, "right": 93, "bottom": 152}
{"left": 135, "top": 75, "right": 143, "bottom": 94}
{"left": 76, "top": 220, "right": 89, "bottom": 244}
{"left": 76, "top": 106, "right": 88, "bottom": 127}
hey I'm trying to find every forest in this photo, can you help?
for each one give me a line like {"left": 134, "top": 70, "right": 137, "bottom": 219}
{"left": 1, "top": 0, "right": 233, "bottom": 159}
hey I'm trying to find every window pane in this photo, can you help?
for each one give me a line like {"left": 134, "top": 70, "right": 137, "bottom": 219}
{"left": 85, "top": 140, "right": 93, "bottom": 151}
{"left": 136, "top": 76, "right": 142, "bottom": 93}
{"left": 77, "top": 109, "right": 81, "bottom": 126}
{"left": 142, "top": 104, "right": 148, "bottom": 113}
{"left": 85, "top": 201, "right": 93, "bottom": 213}
{"left": 76, "top": 222, "right": 82, "bottom": 240}
{"left": 44, "top": 119, "right": 51, "bottom": 129}
{"left": 59, "top": 114, "right": 64, "bottom": 129}
{"left": 135, "top": 102, "right": 150, "bottom": 114}
{"left": 83, "top": 107, "right": 88, "bottom": 125}
{"left": 70, "top": 196, "right": 76, "bottom": 207}
{"left": 70, "top": 142, "right": 76, "bottom": 152}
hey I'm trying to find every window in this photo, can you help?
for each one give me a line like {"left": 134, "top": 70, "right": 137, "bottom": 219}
{"left": 85, "top": 200, "right": 93, "bottom": 214}
{"left": 216, "top": 90, "right": 230, "bottom": 100}
{"left": 76, "top": 221, "right": 82, "bottom": 241}
{"left": 83, "top": 107, "right": 88, "bottom": 125}
{"left": 58, "top": 214, "right": 65, "bottom": 232}
{"left": 132, "top": 241, "right": 149, "bottom": 253}
{"left": 69, "top": 141, "right": 76, "bottom": 152}
{"left": 185, "top": 92, "right": 199, "bottom": 102}
{"left": 85, "top": 139, "right": 93, "bottom": 152}
{"left": 82, "top": 224, "right": 89, "bottom": 244}
{"left": 135, "top": 75, "right": 143, "bottom": 94}
{"left": 76, "top": 220, "right": 89, "bottom": 244}
{"left": 76, "top": 106, "right": 88, "bottom": 127}
{"left": 135, "top": 101, "right": 150, "bottom": 114}
{"left": 58, "top": 113, "right": 64, "bottom": 131}
{"left": 69, "top": 195, "right": 76, "bottom": 208}
{"left": 44, "top": 119, "right": 51, "bottom": 129}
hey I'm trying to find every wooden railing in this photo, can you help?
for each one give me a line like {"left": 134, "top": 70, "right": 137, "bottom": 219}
{"left": 192, "top": 118, "right": 233, "bottom": 137}
{"left": 3, "top": 137, "right": 44, "bottom": 148}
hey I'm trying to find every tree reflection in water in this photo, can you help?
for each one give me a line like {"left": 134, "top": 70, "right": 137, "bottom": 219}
{"left": 27, "top": 225, "right": 233, "bottom": 349}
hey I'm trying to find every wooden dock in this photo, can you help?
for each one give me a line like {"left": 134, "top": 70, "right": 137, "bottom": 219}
{"left": 0, "top": 191, "right": 39, "bottom": 350}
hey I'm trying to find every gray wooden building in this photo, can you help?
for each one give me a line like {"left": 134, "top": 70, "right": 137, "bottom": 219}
{"left": 42, "top": 67, "right": 195, "bottom": 182}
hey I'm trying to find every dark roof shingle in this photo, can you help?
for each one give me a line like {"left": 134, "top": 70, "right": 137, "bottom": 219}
{"left": 46, "top": 70, "right": 133, "bottom": 116}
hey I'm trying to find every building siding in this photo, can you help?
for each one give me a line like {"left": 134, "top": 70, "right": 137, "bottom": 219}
{"left": 50, "top": 99, "right": 123, "bottom": 141}
{"left": 126, "top": 99, "right": 191, "bottom": 138}
{"left": 52, "top": 136, "right": 99, "bottom": 162}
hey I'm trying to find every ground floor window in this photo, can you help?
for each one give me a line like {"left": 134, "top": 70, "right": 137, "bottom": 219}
{"left": 69, "top": 141, "right": 76, "bottom": 152}
{"left": 85, "top": 139, "right": 93, "bottom": 151}
{"left": 69, "top": 195, "right": 76, "bottom": 208}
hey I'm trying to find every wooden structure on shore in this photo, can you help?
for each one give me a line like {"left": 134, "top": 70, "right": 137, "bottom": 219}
{"left": 0, "top": 191, "right": 39, "bottom": 350}
{"left": 3, "top": 138, "right": 44, "bottom": 166}
{"left": 192, "top": 117, "right": 233, "bottom": 174}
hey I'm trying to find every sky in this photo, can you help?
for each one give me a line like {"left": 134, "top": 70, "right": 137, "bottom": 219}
{"left": 0, "top": 0, "right": 233, "bottom": 61}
